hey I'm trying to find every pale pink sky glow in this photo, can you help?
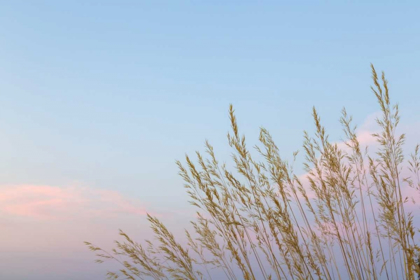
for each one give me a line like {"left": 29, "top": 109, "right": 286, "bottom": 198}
{"left": 0, "top": 184, "right": 172, "bottom": 279}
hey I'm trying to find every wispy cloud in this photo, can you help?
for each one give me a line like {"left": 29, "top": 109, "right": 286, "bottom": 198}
{"left": 0, "top": 184, "right": 166, "bottom": 279}
{"left": 0, "top": 184, "right": 152, "bottom": 220}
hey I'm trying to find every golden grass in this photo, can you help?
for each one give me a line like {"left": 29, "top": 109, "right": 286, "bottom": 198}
{"left": 85, "top": 65, "right": 420, "bottom": 279}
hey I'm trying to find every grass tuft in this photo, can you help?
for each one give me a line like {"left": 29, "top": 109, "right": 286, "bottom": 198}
{"left": 86, "top": 65, "right": 420, "bottom": 280}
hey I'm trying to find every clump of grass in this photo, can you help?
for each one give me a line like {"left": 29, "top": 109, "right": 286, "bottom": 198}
{"left": 85, "top": 65, "right": 420, "bottom": 279}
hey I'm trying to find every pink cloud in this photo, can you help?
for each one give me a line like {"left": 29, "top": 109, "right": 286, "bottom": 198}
{"left": 295, "top": 113, "right": 381, "bottom": 201}
{"left": 0, "top": 184, "right": 151, "bottom": 220}
{"left": 353, "top": 130, "right": 377, "bottom": 145}
{"left": 335, "top": 131, "right": 376, "bottom": 152}
{"left": 290, "top": 112, "right": 420, "bottom": 238}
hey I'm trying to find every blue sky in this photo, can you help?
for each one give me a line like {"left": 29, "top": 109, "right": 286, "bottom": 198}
{"left": 0, "top": 1, "right": 420, "bottom": 279}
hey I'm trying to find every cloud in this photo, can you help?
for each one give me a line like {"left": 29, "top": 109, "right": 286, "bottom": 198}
{"left": 295, "top": 113, "right": 381, "bottom": 199}
{"left": 334, "top": 112, "right": 380, "bottom": 152}
{"left": 293, "top": 112, "right": 420, "bottom": 222}
{"left": 0, "top": 184, "right": 152, "bottom": 220}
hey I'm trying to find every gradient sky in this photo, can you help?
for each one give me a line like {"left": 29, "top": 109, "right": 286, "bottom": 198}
{"left": 1, "top": 1, "right": 420, "bottom": 279}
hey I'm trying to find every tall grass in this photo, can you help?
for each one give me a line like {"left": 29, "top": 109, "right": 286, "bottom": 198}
{"left": 85, "top": 65, "right": 420, "bottom": 279}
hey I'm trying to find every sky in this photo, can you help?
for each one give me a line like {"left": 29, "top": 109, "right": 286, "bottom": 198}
{"left": 0, "top": 1, "right": 420, "bottom": 279}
